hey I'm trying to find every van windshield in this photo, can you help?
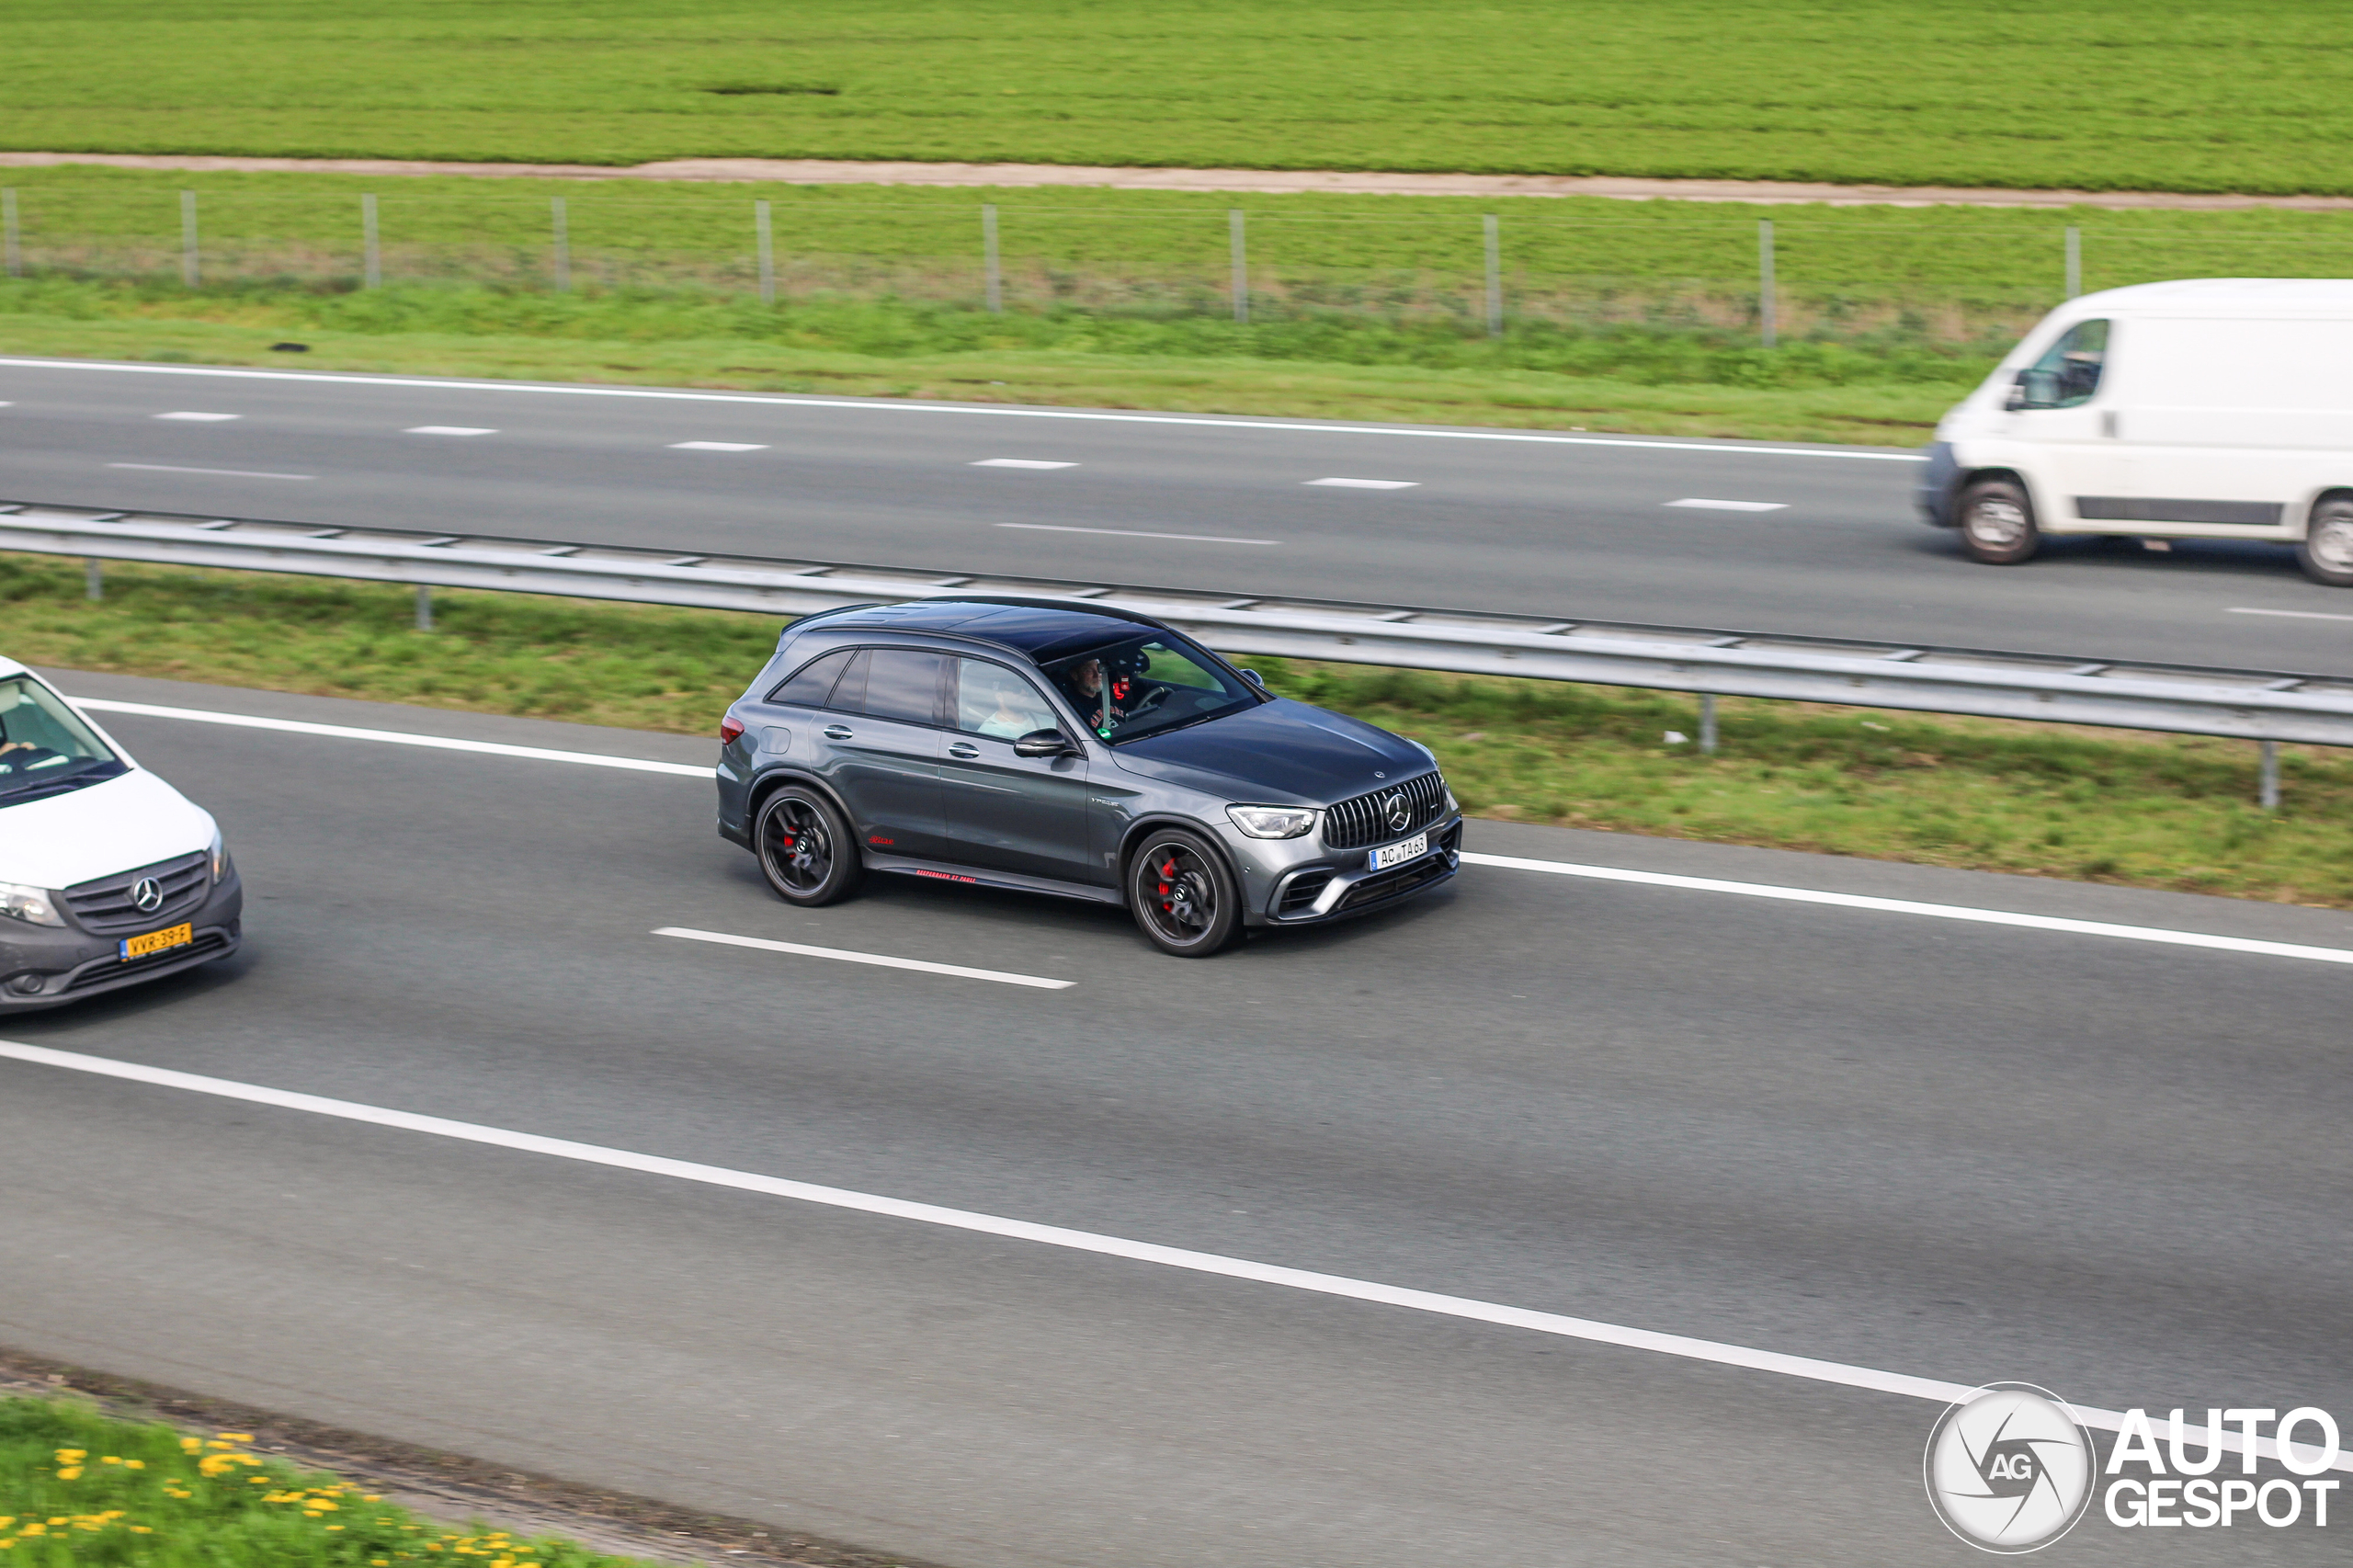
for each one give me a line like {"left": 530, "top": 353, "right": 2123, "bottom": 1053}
{"left": 2015, "top": 319, "right": 2109, "bottom": 409}
{"left": 0, "top": 676, "right": 127, "bottom": 806}
{"left": 1042, "top": 634, "right": 1259, "bottom": 744}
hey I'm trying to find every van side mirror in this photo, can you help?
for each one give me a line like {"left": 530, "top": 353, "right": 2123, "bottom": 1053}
{"left": 1015, "top": 728, "right": 1078, "bottom": 757}
{"left": 1239, "top": 668, "right": 1266, "bottom": 688}
{"left": 2003, "top": 375, "right": 2028, "bottom": 412}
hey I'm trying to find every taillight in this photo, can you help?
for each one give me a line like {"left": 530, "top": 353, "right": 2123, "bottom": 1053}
{"left": 719, "top": 715, "right": 745, "bottom": 744}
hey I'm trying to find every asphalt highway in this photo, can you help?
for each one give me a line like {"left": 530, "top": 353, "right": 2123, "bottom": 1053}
{"left": 4, "top": 671, "right": 2348, "bottom": 1566}
{"left": 5, "top": 357, "right": 2353, "bottom": 673}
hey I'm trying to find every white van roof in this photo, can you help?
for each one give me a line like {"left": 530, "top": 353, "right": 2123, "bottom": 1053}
{"left": 0, "top": 655, "right": 25, "bottom": 680}
{"left": 2071, "top": 278, "right": 2353, "bottom": 316}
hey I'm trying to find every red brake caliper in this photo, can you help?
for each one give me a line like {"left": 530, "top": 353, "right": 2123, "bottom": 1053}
{"left": 1157, "top": 857, "right": 1177, "bottom": 912}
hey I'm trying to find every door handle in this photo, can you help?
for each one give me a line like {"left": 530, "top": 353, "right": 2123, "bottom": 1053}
{"left": 947, "top": 742, "right": 980, "bottom": 759}
{"left": 823, "top": 725, "right": 853, "bottom": 740}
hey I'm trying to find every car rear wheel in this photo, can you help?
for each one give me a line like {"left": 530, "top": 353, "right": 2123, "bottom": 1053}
{"left": 2297, "top": 497, "right": 2353, "bottom": 586}
{"left": 1957, "top": 477, "right": 2040, "bottom": 564}
{"left": 756, "top": 787, "right": 862, "bottom": 906}
{"left": 1128, "top": 830, "right": 1241, "bottom": 957}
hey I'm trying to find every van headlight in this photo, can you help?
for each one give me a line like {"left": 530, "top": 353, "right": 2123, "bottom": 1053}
{"left": 0, "top": 880, "right": 65, "bottom": 927}
{"left": 1227, "top": 804, "right": 1318, "bottom": 840}
{"left": 210, "top": 829, "right": 229, "bottom": 883}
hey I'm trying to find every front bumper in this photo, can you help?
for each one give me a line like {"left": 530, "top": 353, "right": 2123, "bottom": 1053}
{"left": 1916, "top": 440, "right": 1962, "bottom": 528}
{"left": 0, "top": 871, "right": 244, "bottom": 1012}
{"left": 1231, "top": 815, "right": 1464, "bottom": 926}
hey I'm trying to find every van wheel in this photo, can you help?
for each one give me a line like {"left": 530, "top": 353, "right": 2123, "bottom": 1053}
{"left": 1957, "top": 478, "right": 2040, "bottom": 564}
{"left": 2297, "top": 497, "right": 2353, "bottom": 586}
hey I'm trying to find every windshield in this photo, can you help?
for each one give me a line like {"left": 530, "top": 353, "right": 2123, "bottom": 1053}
{"left": 0, "top": 675, "right": 126, "bottom": 805}
{"left": 1042, "top": 633, "right": 1259, "bottom": 744}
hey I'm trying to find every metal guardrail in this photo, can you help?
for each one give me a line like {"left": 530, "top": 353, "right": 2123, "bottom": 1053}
{"left": 7, "top": 500, "right": 2353, "bottom": 765}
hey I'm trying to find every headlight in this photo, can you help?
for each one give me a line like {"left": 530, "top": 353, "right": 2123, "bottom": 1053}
{"left": 0, "top": 880, "right": 65, "bottom": 927}
{"left": 1227, "top": 804, "right": 1318, "bottom": 840}
{"left": 210, "top": 829, "right": 229, "bottom": 883}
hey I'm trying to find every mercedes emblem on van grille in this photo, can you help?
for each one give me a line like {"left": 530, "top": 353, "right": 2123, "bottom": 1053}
{"left": 1382, "top": 792, "right": 1410, "bottom": 833}
{"left": 131, "top": 877, "right": 165, "bottom": 913}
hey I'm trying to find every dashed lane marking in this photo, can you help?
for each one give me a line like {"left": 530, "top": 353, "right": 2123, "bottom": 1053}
{"left": 655, "top": 926, "right": 1074, "bottom": 989}
{"left": 106, "top": 462, "right": 312, "bottom": 480}
{"left": 669, "top": 441, "right": 768, "bottom": 451}
{"left": 0, "top": 1038, "right": 2335, "bottom": 1473}
{"left": 69, "top": 698, "right": 710, "bottom": 777}
{"left": 1665, "top": 498, "right": 1789, "bottom": 512}
{"left": 406, "top": 426, "right": 497, "bottom": 436}
{"left": 2229, "top": 607, "right": 2353, "bottom": 623}
{"left": 1306, "top": 477, "right": 1418, "bottom": 489}
{"left": 995, "top": 523, "right": 1278, "bottom": 545}
{"left": 973, "top": 458, "right": 1078, "bottom": 469}
{"left": 153, "top": 411, "right": 240, "bottom": 421}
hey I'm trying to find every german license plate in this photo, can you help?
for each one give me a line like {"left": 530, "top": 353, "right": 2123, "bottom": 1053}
{"left": 1368, "top": 832, "right": 1427, "bottom": 871}
{"left": 120, "top": 924, "right": 193, "bottom": 962}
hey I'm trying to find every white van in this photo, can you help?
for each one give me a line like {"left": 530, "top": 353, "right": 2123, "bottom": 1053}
{"left": 1918, "top": 278, "right": 2353, "bottom": 585}
{"left": 0, "top": 658, "right": 243, "bottom": 1010}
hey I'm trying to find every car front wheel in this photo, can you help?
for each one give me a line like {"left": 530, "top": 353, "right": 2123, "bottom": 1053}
{"left": 755, "top": 787, "right": 863, "bottom": 906}
{"left": 2298, "top": 496, "right": 2353, "bottom": 586}
{"left": 1128, "top": 830, "right": 1241, "bottom": 956}
{"left": 1957, "top": 477, "right": 2040, "bottom": 564}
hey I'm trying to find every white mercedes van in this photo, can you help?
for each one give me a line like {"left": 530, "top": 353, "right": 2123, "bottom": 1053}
{"left": 1918, "top": 278, "right": 2353, "bottom": 585}
{"left": 0, "top": 658, "right": 243, "bottom": 1010}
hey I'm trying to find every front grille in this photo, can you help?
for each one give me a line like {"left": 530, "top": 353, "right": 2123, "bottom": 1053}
{"left": 64, "top": 929, "right": 232, "bottom": 991}
{"left": 62, "top": 851, "right": 211, "bottom": 934}
{"left": 1322, "top": 771, "right": 1448, "bottom": 851}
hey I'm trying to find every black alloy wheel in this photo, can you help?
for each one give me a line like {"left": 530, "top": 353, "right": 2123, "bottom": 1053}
{"left": 1957, "top": 476, "right": 2041, "bottom": 565}
{"left": 1128, "top": 830, "right": 1241, "bottom": 957}
{"left": 756, "top": 788, "right": 863, "bottom": 906}
{"left": 2298, "top": 496, "right": 2353, "bottom": 586}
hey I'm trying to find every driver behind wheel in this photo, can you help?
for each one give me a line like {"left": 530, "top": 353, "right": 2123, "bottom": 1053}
{"left": 1060, "top": 651, "right": 1163, "bottom": 737}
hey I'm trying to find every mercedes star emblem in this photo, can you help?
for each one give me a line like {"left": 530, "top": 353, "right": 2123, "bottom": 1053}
{"left": 1382, "top": 792, "right": 1410, "bottom": 833}
{"left": 131, "top": 876, "right": 165, "bottom": 913}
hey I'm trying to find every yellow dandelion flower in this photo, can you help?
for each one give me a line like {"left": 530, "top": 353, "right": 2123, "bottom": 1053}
{"left": 179, "top": 1437, "right": 203, "bottom": 1452}
{"left": 54, "top": 1450, "right": 85, "bottom": 1462}
{"left": 131, "top": 1527, "right": 153, "bottom": 1535}
{"left": 55, "top": 1468, "right": 83, "bottom": 1481}
{"left": 100, "top": 1457, "right": 121, "bottom": 1466}
{"left": 365, "top": 1494, "right": 384, "bottom": 1501}
{"left": 215, "top": 1433, "right": 255, "bottom": 1442}
{"left": 326, "top": 1524, "right": 346, "bottom": 1531}
{"left": 123, "top": 1460, "right": 144, "bottom": 1471}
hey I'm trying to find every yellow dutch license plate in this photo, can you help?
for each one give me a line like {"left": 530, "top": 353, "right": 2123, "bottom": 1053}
{"left": 120, "top": 924, "right": 193, "bottom": 962}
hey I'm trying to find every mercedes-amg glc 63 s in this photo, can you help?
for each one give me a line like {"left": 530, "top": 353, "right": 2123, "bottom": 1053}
{"left": 714, "top": 597, "right": 1461, "bottom": 955}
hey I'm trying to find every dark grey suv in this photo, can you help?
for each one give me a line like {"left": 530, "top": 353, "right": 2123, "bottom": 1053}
{"left": 714, "top": 597, "right": 1461, "bottom": 955}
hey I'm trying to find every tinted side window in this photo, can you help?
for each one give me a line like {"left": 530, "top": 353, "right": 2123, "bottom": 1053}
{"left": 847, "top": 649, "right": 947, "bottom": 725}
{"left": 2016, "top": 319, "right": 2109, "bottom": 410}
{"left": 768, "top": 649, "right": 853, "bottom": 707}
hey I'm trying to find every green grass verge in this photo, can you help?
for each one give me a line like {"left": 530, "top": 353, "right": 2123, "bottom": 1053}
{"left": 0, "top": 0, "right": 2345, "bottom": 194}
{"left": 0, "top": 1395, "right": 659, "bottom": 1568}
{"left": 8, "top": 555, "right": 2347, "bottom": 909}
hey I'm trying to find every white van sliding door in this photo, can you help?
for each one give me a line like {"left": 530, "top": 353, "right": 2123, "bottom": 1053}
{"left": 2105, "top": 316, "right": 2353, "bottom": 534}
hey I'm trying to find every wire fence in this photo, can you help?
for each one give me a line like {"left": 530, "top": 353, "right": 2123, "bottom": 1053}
{"left": 7, "top": 181, "right": 2353, "bottom": 345}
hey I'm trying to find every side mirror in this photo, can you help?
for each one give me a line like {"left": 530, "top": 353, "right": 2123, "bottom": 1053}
{"left": 2003, "top": 375, "right": 2028, "bottom": 412}
{"left": 1015, "top": 728, "right": 1077, "bottom": 757}
{"left": 1239, "top": 668, "right": 1266, "bottom": 687}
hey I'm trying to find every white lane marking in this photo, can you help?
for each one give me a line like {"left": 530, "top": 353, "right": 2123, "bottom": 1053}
{"left": 69, "top": 699, "right": 712, "bottom": 778}
{"left": 973, "top": 458, "right": 1077, "bottom": 469}
{"left": 670, "top": 440, "right": 767, "bottom": 451}
{"left": 1308, "top": 477, "right": 1418, "bottom": 489}
{"left": 1461, "top": 851, "right": 2353, "bottom": 966}
{"left": 0, "top": 359, "right": 1925, "bottom": 461}
{"left": 406, "top": 426, "right": 496, "bottom": 437}
{"left": 153, "top": 410, "right": 240, "bottom": 421}
{"left": 1665, "top": 498, "right": 1789, "bottom": 512}
{"left": 0, "top": 1037, "right": 2330, "bottom": 1471}
{"left": 80, "top": 699, "right": 2351, "bottom": 970}
{"left": 2229, "top": 606, "right": 2353, "bottom": 623}
{"left": 995, "top": 523, "right": 1279, "bottom": 546}
{"left": 655, "top": 926, "right": 1074, "bottom": 989}
{"left": 107, "top": 462, "right": 313, "bottom": 480}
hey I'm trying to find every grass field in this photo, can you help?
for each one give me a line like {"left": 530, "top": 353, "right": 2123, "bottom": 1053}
{"left": 9, "top": 555, "right": 2347, "bottom": 910}
{"left": 0, "top": 1396, "right": 661, "bottom": 1568}
{"left": 1, "top": 0, "right": 2346, "bottom": 194}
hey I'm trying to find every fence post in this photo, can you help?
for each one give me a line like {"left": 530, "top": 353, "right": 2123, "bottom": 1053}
{"left": 1230, "top": 209, "right": 1249, "bottom": 324}
{"left": 2259, "top": 738, "right": 2279, "bottom": 811}
{"left": 1483, "top": 213, "right": 1502, "bottom": 337}
{"left": 2064, "top": 225, "right": 2082, "bottom": 300}
{"left": 85, "top": 559, "right": 102, "bottom": 602}
{"left": 361, "top": 193, "right": 381, "bottom": 289}
{"left": 756, "top": 199, "right": 776, "bottom": 304}
{"left": 415, "top": 585, "right": 434, "bottom": 632}
{"left": 180, "top": 190, "right": 200, "bottom": 288}
{"left": 1699, "top": 693, "right": 1719, "bottom": 755}
{"left": 1757, "top": 219, "right": 1776, "bottom": 347}
{"left": 551, "top": 197, "right": 570, "bottom": 292}
{"left": 2, "top": 188, "right": 18, "bottom": 278}
{"left": 982, "top": 202, "right": 1001, "bottom": 313}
